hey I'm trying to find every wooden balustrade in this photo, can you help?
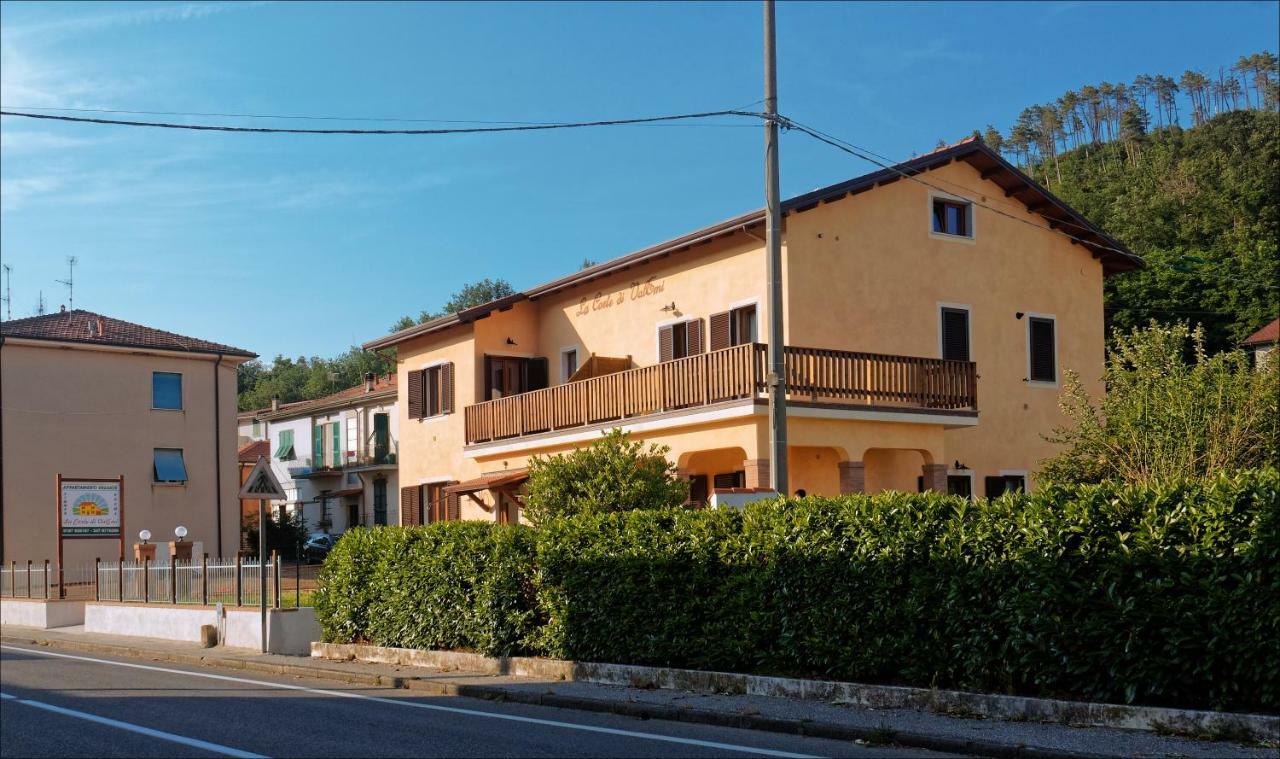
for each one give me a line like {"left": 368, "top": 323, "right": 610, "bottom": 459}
{"left": 464, "top": 343, "right": 975, "bottom": 444}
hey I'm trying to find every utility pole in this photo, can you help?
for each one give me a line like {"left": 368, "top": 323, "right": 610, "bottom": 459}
{"left": 56, "top": 256, "right": 77, "bottom": 311}
{"left": 763, "top": 0, "right": 788, "bottom": 495}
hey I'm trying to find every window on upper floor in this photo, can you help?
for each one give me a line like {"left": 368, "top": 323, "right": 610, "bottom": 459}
{"left": 940, "top": 307, "right": 970, "bottom": 362}
{"left": 1028, "top": 316, "right": 1057, "bottom": 383}
{"left": 562, "top": 348, "right": 579, "bottom": 382}
{"left": 152, "top": 372, "right": 182, "bottom": 410}
{"left": 709, "top": 305, "right": 758, "bottom": 351}
{"left": 932, "top": 198, "right": 972, "bottom": 237}
{"left": 408, "top": 364, "right": 454, "bottom": 418}
{"left": 275, "top": 429, "right": 295, "bottom": 460}
{"left": 658, "top": 319, "right": 704, "bottom": 362}
{"left": 153, "top": 448, "right": 188, "bottom": 483}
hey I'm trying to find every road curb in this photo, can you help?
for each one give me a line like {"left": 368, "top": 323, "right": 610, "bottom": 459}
{"left": 0, "top": 633, "right": 1214, "bottom": 759}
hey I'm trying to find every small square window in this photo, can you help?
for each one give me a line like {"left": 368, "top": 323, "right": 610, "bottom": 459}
{"left": 932, "top": 198, "right": 971, "bottom": 237}
{"left": 152, "top": 372, "right": 182, "bottom": 410}
{"left": 154, "top": 448, "right": 188, "bottom": 483}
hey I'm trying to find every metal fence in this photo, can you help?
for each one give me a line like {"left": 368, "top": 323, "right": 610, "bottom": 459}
{"left": 2, "top": 555, "right": 282, "bottom": 608}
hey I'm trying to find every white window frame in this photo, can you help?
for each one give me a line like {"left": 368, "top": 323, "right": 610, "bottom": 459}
{"left": 726, "top": 298, "right": 761, "bottom": 346}
{"left": 998, "top": 469, "right": 1030, "bottom": 494}
{"left": 560, "top": 345, "right": 582, "bottom": 384}
{"left": 1024, "top": 312, "right": 1059, "bottom": 387}
{"left": 937, "top": 302, "right": 972, "bottom": 362}
{"left": 655, "top": 316, "right": 699, "bottom": 362}
{"left": 928, "top": 191, "right": 977, "bottom": 244}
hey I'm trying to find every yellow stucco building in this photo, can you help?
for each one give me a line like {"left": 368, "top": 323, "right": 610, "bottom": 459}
{"left": 364, "top": 138, "right": 1141, "bottom": 523}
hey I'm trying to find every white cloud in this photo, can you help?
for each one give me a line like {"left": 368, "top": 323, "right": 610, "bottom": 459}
{"left": 2, "top": 2, "right": 272, "bottom": 40}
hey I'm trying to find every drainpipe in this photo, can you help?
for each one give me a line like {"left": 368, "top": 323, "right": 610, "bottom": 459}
{"left": 0, "top": 334, "right": 6, "bottom": 564}
{"left": 213, "top": 353, "right": 224, "bottom": 557}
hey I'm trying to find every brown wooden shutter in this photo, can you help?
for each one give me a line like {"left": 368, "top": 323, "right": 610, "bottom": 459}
{"left": 1029, "top": 318, "right": 1056, "bottom": 381}
{"left": 686, "top": 318, "right": 704, "bottom": 355}
{"left": 406, "top": 370, "right": 423, "bottom": 419}
{"left": 441, "top": 363, "right": 455, "bottom": 414}
{"left": 400, "top": 485, "right": 421, "bottom": 526}
{"left": 446, "top": 483, "right": 460, "bottom": 521}
{"left": 658, "top": 325, "right": 674, "bottom": 363}
{"left": 941, "top": 308, "right": 970, "bottom": 362}
{"left": 708, "top": 311, "right": 730, "bottom": 351}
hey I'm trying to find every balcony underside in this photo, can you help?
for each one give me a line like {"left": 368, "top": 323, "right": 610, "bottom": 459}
{"left": 464, "top": 343, "right": 977, "bottom": 448}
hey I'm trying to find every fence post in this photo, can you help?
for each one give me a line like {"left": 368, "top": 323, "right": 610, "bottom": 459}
{"left": 272, "top": 550, "right": 281, "bottom": 609}
{"left": 143, "top": 558, "right": 151, "bottom": 603}
{"left": 169, "top": 554, "right": 177, "bottom": 604}
{"left": 43, "top": 560, "right": 49, "bottom": 599}
{"left": 26, "top": 560, "right": 32, "bottom": 598}
{"left": 235, "top": 553, "right": 242, "bottom": 607}
{"left": 201, "top": 553, "right": 209, "bottom": 605}
{"left": 95, "top": 558, "right": 101, "bottom": 601}
{"left": 119, "top": 559, "right": 125, "bottom": 602}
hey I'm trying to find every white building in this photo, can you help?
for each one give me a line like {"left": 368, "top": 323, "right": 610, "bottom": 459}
{"left": 239, "top": 372, "right": 400, "bottom": 533}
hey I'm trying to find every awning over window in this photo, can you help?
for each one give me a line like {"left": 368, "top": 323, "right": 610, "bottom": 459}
{"left": 444, "top": 468, "right": 528, "bottom": 495}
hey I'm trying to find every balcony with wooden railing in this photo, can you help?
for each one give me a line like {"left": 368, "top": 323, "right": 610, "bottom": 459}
{"left": 464, "top": 343, "right": 977, "bottom": 445}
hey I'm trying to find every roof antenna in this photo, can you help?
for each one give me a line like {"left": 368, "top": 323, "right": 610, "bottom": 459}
{"left": 36, "top": 290, "right": 46, "bottom": 315}
{"left": 1, "top": 264, "right": 11, "bottom": 321}
{"left": 56, "top": 255, "right": 77, "bottom": 310}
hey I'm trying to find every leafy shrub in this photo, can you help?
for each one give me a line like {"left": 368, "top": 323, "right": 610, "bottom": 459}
{"left": 316, "top": 470, "right": 1279, "bottom": 712}
{"left": 315, "top": 523, "right": 538, "bottom": 656}
{"left": 1041, "top": 323, "right": 1279, "bottom": 485}
{"left": 522, "top": 429, "right": 688, "bottom": 526}
{"left": 241, "top": 508, "right": 308, "bottom": 559}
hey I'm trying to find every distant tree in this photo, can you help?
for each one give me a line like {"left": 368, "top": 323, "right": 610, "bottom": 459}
{"left": 389, "top": 277, "right": 516, "bottom": 332}
{"left": 981, "top": 124, "right": 1004, "bottom": 154}
{"left": 580, "top": 258, "right": 598, "bottom": 270}
{"left": 390, "top": 315, "right": 416, "bottom": 332}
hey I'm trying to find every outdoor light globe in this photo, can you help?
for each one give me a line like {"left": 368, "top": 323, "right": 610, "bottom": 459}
{"left": 139, "top": 529, "right": 152, "bottom": 542}
{"left": 175, "top": 525, "right": 188, "bottom": 539}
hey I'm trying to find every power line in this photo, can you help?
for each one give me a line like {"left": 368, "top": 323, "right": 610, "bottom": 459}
{"left": 0, "top": 108, "right": 765, "bottom": 134}
{"left": 783, "top": 117, "right": 1280, "bottom": 291}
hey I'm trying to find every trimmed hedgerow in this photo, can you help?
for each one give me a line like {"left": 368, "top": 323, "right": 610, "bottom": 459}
{"left": 315, "top": 521, "right": 539, "bottom": 656}
{"left": 316, "top": 469, "right": 1279, "bottom": 712}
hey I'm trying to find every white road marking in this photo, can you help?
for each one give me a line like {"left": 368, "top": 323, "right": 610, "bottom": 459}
{"left": 1, "top": 646, "right": 820, "bottom": 758}
{"left": 0, "top": 689, "right": 267, "bottom": 758}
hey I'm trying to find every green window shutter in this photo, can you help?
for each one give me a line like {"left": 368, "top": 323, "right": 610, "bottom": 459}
{"left": 274, "top": 429, "right": 294, "bottom": 459}
{"left": 313, "top": 425, "right": 324, "bottom": 467}
{"left": 331, "top": 422, "right": 342, "bottom": 467}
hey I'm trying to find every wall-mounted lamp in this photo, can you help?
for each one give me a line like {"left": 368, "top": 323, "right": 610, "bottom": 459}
{"left": 505, "top": 337, "right": 518, "bottom": 346}
{"left": 1015, "top": 312, "right": 1025, "bottom": 320}
{"left": 660, "top": 302, "right": 678, "bottom": 313}
{"left": 954, "top": 460, "right": 968, "bottom": 470}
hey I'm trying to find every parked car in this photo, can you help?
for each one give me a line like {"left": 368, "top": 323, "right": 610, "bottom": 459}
{"left": 303, "top": 533, "right": 337, "bottom": 564}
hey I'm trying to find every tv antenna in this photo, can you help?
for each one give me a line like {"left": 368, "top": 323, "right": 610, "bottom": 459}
{"left": 56, "top": 255, "right": 77, "bottom": 310}
{"left": 1, "top": 264, "right": 11, "bottom": 320}
{"left": 37, "top": 290, "right": 46, "bottom": 315}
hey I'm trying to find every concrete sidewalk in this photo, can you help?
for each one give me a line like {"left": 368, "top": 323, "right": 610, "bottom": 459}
{"left": 2, "top": 624, "right": 1273, "bottom": 759}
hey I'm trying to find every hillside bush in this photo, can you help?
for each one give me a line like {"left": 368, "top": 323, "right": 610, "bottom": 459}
{"left": 316, "top": 470, "right": 1279, "bottom": 712}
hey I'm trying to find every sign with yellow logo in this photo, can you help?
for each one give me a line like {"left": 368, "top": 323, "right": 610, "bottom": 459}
{"left": 60, "top": 480, "right": 122, "bottom": 536}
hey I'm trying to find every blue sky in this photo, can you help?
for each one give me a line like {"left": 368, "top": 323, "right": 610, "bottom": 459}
{"left": 2, "top": 1, "right": 1276, "bottom": 360}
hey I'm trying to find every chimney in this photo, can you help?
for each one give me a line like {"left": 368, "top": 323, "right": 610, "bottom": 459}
{"left": 96, "top": 316, "right": 105, "bottom": 337}
{"left": 364, "top": 372, "right": 375, "bottom": 392}
{"left": 60, "top": 304, "right": 66, "bottom": 313}
{"left": 271, "top": 396, "right": 279, "bottom": 413}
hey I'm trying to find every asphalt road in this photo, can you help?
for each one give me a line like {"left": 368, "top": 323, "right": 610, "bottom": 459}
{"left": 0, "top": 646, "right": 954, "bottom": 758}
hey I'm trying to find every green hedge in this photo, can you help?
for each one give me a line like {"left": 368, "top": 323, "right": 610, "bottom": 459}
{"left": 316, "top": 469, "right": 1279, "bottom": 712}
{"left": 315, "top": 521, "right": 539, "bottom": 656}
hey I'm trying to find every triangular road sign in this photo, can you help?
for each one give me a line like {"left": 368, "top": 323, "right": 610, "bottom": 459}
{"left": 238, "top": 455, "right": 287, "bottom": 500}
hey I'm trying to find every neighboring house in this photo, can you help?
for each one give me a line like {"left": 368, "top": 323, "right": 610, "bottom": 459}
{"left": 1242, "top": 318, "right": 1278, "bottom": 368}
{"left": 239, "top": 373, "right": 400, "bottom": 534}
{"left": 237, "top": 439, "right": 271, "bottom": 551}
{"left": 0, "top": 308, "right": 255, "bottom": 564}
{"left": 238, "top": 409, "right": 268, "bottom": 446}
{"left": 365, "top": 137, "right": 1142, "bottom": 523}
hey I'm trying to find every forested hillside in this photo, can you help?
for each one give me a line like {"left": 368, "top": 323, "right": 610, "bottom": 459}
{"left": 975, "top": 52, "right": 1278, "bottom": 351}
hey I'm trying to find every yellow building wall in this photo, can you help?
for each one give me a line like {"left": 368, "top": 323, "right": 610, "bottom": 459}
{"left": 783, "top": 161, "right": 1106, "bottom": 489}
{"left": 1, "top": 342, "right": 244, "bottom": 564}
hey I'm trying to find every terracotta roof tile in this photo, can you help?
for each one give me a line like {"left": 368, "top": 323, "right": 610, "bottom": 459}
{"left": 1242, "top": 318, "right": 1279, "bottom": 346}
{"left": 237, "top": 439, "right": 270, "bottom": 463}
{"left": 1, "top": 309, "right": 255, "bottom": 357}
{"left": 260, "top": 373, "right": 397, "bottom": 419}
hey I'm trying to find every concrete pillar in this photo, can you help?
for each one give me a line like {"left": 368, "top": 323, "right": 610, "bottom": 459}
{"left": 742, "top": 459, "right": 770, "bottom": 490}
{"left": 838, "top": 461, "right": 866, "bottom": 494}
{"left": 921, "top": 463, "right": 948, "bottom": 493}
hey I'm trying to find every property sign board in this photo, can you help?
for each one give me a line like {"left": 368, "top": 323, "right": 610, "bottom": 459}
{"left": 60, "top": 479, "right": 122, "bottom": 536}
